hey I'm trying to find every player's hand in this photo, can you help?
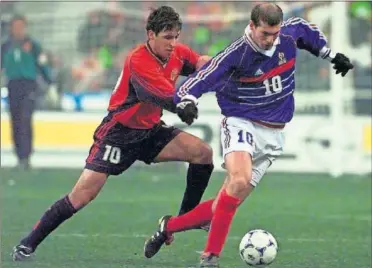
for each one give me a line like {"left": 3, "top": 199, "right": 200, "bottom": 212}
{"left": 176, "top": 97, "right": 198, "bottom": 125}
{"left": 331, "top": 53, "right": 354, "bottom": 77}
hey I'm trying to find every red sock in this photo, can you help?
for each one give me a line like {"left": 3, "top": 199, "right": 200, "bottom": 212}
{"left": 167, "top": 199, "right": 214, "bottom": 233}
{"left": 204, "top": 189, "right": 240, "bottom": 256}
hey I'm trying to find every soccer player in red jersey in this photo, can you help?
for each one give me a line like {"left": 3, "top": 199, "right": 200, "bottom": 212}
{"left": 12, "top": 6, "right": 214, "bottom": 260}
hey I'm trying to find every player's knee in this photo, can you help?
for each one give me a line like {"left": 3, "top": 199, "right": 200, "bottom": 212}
{"left": 68, "top": 171, "right": 106, "bottom": 210}
{"left": 191, "top": 143, "right": 213, "bottom": 164}
{"left": 227, "top": 172, "right": 252, "bottom": 197}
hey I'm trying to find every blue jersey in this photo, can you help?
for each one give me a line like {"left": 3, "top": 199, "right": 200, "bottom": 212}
{"left": 175, "top": 17, "right": 331, "bottom": 124}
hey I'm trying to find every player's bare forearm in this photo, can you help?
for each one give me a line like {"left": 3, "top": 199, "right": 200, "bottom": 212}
{"left": 196, "top": 55, "right": 212, "bottom": 71}
{"left": 180, "top": 55, "right": 210, "bottom": 76}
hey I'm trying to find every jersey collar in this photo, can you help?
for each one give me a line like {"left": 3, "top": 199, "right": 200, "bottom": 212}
{"left": 145, "top": 41, "right": 168, "bottom": 67}
{"left": 244, "top": 26, "right": 280, "bottom": 57}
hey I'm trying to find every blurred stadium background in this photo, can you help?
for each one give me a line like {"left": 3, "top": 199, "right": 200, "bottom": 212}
{"left": 1, "top": 1, "right": 371, "bottom": 175}
{"left": 1, "top": 1, "right": 371, "bottom": 268}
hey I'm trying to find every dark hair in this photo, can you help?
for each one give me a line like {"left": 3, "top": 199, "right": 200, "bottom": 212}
{"left": 146, "top": 6, "right": 182, "bottom": 35}
{"left": 11, "top": 14, "right": 27, "bottom": 24}
{"left": 251, "top": 3, "right": 283, "bottom": 27}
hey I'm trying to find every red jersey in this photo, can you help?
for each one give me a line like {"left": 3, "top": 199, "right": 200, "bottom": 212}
{"left": 108, "top": 42, "right": 200, "bottom": 129}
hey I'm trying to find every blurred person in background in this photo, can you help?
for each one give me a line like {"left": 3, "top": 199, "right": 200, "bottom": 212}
{"left": 77, "top": 11, "right": 108, "bottom": 55}
{"left": 0, "top": 15, "right": 58, "bottom": 169}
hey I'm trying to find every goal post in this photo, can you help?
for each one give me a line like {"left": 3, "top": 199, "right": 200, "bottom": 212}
{"left": 329, "top": 1, "right": 353, "bottom": 177}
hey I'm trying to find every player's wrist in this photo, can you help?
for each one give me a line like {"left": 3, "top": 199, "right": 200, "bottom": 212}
{"left": 327, "top": 50, "right": 336, "bottom": 62}
{"left": 181, "top": 95, "right": 198, "bottom": 106}
{"left": 320, "top": 46, "right": 336, "bottom": 62}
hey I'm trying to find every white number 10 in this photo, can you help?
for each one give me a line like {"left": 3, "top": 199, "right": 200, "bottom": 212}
{"left": 263, "top": 75, "right": 283, "bottom": 95}
{"left": 102, "top": 145, "right": 121, "bottom": 164}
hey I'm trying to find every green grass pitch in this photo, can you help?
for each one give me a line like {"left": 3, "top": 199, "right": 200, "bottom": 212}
{"left": 1, "top": 167, "right": 371, "bottom": 268}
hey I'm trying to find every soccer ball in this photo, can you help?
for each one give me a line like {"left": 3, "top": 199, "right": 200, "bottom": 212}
{"left": 239, "top": 229, "right": 278, "bottom": 267}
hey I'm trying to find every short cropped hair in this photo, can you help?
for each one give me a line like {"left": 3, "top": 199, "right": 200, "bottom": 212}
{"left": 11, "top": 14, "right": 27, "bottom": 24}
{"left": 146, "top": 6, "right": 182, "bottom": 35}
{"left": 251, "top": 3, "right": 283, "bottom": 27}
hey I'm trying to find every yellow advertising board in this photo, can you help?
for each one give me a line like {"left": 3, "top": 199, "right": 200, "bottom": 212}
{"left": 1, "top": 112, "right": 371, "bottom": 173}
{"left": 1, "top": 113, "right": 102, "bottom": 149}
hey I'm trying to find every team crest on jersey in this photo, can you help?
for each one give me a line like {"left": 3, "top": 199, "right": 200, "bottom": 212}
{"left": 170, "top": 69, "right": 179, "bottom": 81}
{"left": 278, "top": 52, "right": 287, "bottom": 65}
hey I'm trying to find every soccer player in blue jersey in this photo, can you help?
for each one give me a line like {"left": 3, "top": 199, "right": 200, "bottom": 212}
{"left": 144, "top": 3, "right": 354, "bottom": 267}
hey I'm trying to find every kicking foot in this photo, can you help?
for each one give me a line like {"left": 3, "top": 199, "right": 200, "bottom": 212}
{"left": 11, "top": 244, "right": 34, "bottom": 261}
{"left": 144, "top": 215, "right": 173, "bottom": 258}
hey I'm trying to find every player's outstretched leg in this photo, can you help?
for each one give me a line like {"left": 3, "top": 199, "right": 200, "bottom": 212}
{"left": 11, "top": 169, "right": 108, "bottom": 261}
{"left": 153, "top": 130, "right": 214, "bottom": 218}
{"left": 198, "top": 152, "right": 253, "bottom": 267}
{"left": 177, "top": 163, "right": 214, "bottom": 216}
{"left": 177, "top": 163, "right": 213, "bottom": 234}
{"left": 152, "top": 131, "right": 214, "bottom": 238}
{"left": 144, "top": 199, "right": 214, "bottom": 258}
